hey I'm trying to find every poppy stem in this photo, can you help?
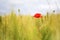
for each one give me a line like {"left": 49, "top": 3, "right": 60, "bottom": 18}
{"left": 35, "top": 19, "right": 41, "bottom": 32}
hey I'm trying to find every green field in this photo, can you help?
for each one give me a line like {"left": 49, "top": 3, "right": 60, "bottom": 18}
{"left": 0, "top": 12, "right": 60, "bottom": 40}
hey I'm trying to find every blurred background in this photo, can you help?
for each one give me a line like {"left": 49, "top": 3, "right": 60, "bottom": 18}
{"left": 0, "top": 0, "right": 60, "bottom": 16}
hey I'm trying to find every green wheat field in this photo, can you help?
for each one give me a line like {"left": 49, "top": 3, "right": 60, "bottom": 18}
{"left": 0, "top": 12, "right": 60, "bottom": 40}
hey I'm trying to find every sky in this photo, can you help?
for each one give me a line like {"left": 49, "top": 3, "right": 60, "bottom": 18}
{"left": 0, "top": 0, "right": 60, "bottom": 16}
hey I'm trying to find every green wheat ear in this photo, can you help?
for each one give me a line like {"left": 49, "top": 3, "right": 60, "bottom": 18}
{"left": 40, "top": 26, "right": 53, "bottom": 40}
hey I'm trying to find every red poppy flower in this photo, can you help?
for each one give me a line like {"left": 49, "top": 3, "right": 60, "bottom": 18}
{"left": 33, "top": 13, "right": 42, "bottom": 18}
